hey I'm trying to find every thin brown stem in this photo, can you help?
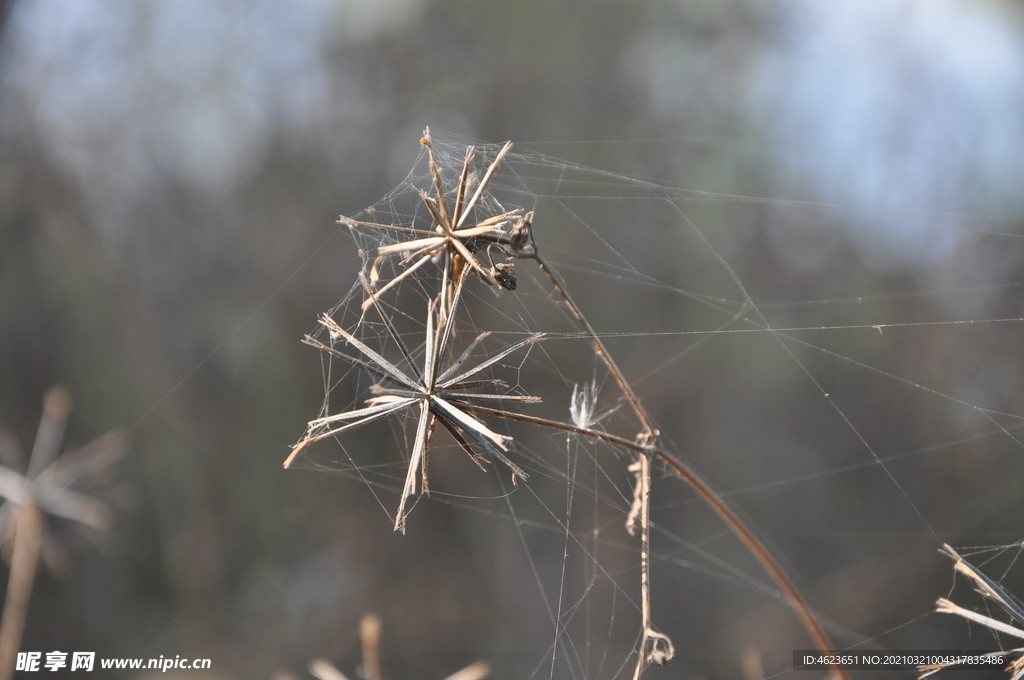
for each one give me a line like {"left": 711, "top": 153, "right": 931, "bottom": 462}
{"left": 0, "top": 387, "right": 72, "bottom": 680}
{"left": 27, "top": 388, "right": 71, "bottom": 478}
{"left": 528, "top": 253, "right": 654, "bottom": 442}
{"left": 528, "top": 252, "right": 664, "bottom": 676}
{"left": 524, "top": 248, "right": 847, "bottom": 678}
{"left": 0, "top": 504, "right": 42, "bottom": 680}
{"left": 451, "top": 146, "right": 474, "bottom": 227}
{"left": 360, "top": 252, "right": 432, "bottom": 311}
{"left": 630, "top": 453, "right": 673, "bottom": 679}
{"left": 359, "top": 613, "right": 383, "bottom": 680}
{"left": 654, "top": 448, "right": 844, "bottom": 678}
{"left": 421, "top": 129, "right": 451, "bottom": 227}
{"left": 460, "top": 405, "right": 849, "bottom": 680}
{"left": 455, "top": 141, "right": 513, "bottom": 229}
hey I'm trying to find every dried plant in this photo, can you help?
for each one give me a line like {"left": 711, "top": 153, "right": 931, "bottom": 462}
{"left": 919, "top": 545, "right": 1024, "bottom": 678}
{"left": 304, "top": 613, "right": 489, "bottom": 680}
{"left": 0, "top": 387, "right": 126, "bottom": 680}
{"left": 287, "top": 129, "right": 848, "bottom": 679}
{"left": 339, "top": 131, "right": 526, "bottom": 310}
{"left": 286, "top": 270, "right": 542, "bottom": 532}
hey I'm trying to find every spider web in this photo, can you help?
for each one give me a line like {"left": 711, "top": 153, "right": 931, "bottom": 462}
{"left": 288, "top": 129, "right": 1024, "bottom": 679}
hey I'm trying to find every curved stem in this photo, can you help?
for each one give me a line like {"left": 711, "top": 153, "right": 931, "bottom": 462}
{"left": 522, "top": 248, "right": 847, "bottom": 678}
{"left": 529, "top": 254, "right": 655, "bottom": 442}
{"left": 462, "top": 404, "right": 848, "bottom": 679}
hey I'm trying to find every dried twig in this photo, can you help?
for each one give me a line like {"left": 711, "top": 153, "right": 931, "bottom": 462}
{"left": 0, "top": 504, "right": 41, "bottom": 680}
{"left": 359, "top": 613, "right": 382, "bottom": 680}
{"left": 920, "top": 545, "right": 1024, "bottom": 678}
{"left": 0, "top": 388, "right": 125, "bottom": 680}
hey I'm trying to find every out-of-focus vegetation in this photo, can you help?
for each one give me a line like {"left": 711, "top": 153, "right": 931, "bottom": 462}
{"left": 2, "top": 0, "right": 1024, "bottom": 677}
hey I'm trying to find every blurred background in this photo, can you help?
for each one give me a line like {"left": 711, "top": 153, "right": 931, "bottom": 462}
{"left": 1, "top": 0, "right": 1024, "bottom": 677}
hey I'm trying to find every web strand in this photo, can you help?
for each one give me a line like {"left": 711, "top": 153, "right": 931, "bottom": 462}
{"left": 285, "top": 129, "right": 1024, "bottom": 678}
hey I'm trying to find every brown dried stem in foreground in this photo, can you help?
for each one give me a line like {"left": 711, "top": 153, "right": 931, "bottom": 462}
{"left": 0, "top": 387, "right": 126, "bottom": 680}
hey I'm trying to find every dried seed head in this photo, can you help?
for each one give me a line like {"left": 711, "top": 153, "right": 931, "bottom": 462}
{"left": 509, "top": 211, "right": 533, "bottom": 252}
{"left": 493, "top": 262, "right": 516, "bottom": 291}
